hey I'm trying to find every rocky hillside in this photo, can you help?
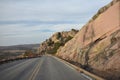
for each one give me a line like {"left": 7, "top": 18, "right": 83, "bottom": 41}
{"left": 56, "top": 0, "right": 120, "bottom": 80}
{"left": 38, "top": 29, "right": 78, "bottom": 55}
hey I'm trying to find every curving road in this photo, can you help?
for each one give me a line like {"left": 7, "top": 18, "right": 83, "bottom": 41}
{"left": 0, "top": 55, "right": 90, "bottom": 80}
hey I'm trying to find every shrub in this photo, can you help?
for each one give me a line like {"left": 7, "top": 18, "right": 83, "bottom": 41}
{"left": 24, "top": 50, "right": 33, "bottom": 57}
{"left": 65, "top": 36, "right": 73, "bottom": 42}
{"left": 47, "top": 42, "right": 63, "bottom": 54}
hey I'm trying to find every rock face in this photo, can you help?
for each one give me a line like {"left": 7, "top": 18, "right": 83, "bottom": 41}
{"left": 56, "top": 0, "right": 120, "bottom": 80}
{"left": 38, "top": 29, "right": 78, "bottom": 55}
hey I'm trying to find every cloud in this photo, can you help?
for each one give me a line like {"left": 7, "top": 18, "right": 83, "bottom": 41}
{"left": 0, "top": 0, "right": 112, "bottom": 46}
{"left": 0, "top": 20, "right": 78, "bottom": 25}
{"left": 0, "top": 23, "right": 82, "bottom": 36}
{"left": 0, "top": 23, "right": 82, "bottom": 46}
{"left": 0, "top": 0, "right": 112, "bottom": 21}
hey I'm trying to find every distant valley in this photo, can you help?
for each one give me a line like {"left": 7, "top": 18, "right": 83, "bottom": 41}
{"left": 0, "top": 44, "right": 40, "bottom": 60}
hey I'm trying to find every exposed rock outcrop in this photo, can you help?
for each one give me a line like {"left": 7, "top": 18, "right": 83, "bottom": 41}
{"left": 38, "top": 29, "right": 78, "bottom": 55}
{"left": 56, "top": 0, "right": 120, "bottom": 80}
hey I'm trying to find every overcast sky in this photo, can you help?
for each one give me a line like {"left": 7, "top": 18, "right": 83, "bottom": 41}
{"left": 0, "top": 0, "right": 112, "bottom": 46}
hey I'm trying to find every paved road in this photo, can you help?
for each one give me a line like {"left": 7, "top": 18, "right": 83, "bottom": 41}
{"left": 0, "top": 55, "right": 90, "bottom": 80}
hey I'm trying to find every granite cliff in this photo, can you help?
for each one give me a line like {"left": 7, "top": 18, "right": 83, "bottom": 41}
{"left": 56, "top": 0, "right": 120, "bottom": 80}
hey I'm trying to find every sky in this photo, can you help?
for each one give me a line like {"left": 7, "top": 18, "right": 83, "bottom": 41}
{"left": 0, "top": 0, "right": 112, "bottom": 46}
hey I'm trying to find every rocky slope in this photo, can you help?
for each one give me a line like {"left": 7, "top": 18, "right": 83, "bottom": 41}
{"left": 56, "top": 0, "right": 120, "bottom": 80}
{"left": 38, "top": 29, "right": 78, "bottom": 55}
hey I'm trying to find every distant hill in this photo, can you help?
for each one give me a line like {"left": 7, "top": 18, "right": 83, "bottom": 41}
{"left": 0, "top": 44, "right": 40, "bottom": 50}
{"left": 0, "top": 44, "right": 40, "bottom": 60}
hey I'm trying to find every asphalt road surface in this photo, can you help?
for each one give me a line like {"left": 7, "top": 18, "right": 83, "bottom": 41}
{"left": 0, "top": 55, "right": 90, "bottom": 80}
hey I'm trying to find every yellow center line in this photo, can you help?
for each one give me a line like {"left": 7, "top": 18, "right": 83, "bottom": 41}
{"left": 28, "top": 58, "right": 43, "bottom": 80}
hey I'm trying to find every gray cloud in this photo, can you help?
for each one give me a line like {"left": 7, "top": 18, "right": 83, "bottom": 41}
{"left": 0, "top": 0, "right": 112, "bottom": 46}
